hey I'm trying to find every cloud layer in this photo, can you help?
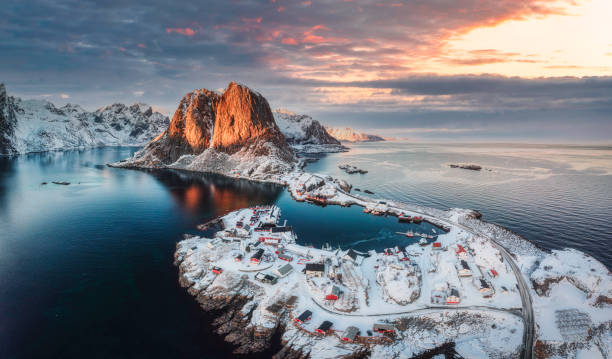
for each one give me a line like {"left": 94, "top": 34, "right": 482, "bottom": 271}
{"left": 0, "top": 0, "right": 609, "bottom": 142}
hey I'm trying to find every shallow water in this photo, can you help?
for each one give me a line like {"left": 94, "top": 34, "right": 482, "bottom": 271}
{"left": 0, "top": 144, "right": 610, "bottom": 358}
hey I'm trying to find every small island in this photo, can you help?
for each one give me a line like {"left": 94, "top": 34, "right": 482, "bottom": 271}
{"left": 338, "top": 164, "right": 368, "bottom": 174}
{"left": 449, "top": 164, "right": 482, "bottom": 171}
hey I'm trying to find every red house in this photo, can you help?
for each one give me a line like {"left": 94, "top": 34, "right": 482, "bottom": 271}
{"left": 456, "top": 244, "right": 467, "bottom": 255}
{"left": 295, "top": 310, "right": 312, "bottom": 324}
{"left": 316, "top": 321, "right": 333, "bottom": 335}
{"left": 211, "top": 266, "right": 223, "bottom": 275}
{"left": 325, "top": 286, "right": 340, "bottom": 300}
{"left": 432, "top": 242, "right": 442, "bottom": 249}
{"left": 490, "top": 269, "right": 499, "bottom": 277}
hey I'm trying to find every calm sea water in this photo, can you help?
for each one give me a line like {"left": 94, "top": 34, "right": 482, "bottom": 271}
{"left": 0, "top": 143, "right": 610, "bottom": 358}
{"left": 307, "top": 142, "right": 612, "bottom": 265}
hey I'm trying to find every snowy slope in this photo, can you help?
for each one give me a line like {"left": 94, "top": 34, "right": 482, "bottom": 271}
{"left": 324, "top": 126, "right": 385, "bottom": 142}
{"left": 0, "top": 83, "right": 169, "bottom": 155}
{"left": 273, "top": 109, "right": 346, "bottom": 153}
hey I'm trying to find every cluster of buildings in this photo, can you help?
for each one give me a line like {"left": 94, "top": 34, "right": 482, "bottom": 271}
{"left": 294, "top": 309, "right": 395, "bottom": 343}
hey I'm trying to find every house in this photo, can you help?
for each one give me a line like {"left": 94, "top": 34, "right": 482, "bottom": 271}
{"left": 432, "top": 242, "right": 442, "bottom": 250}
{"left": 475, "top": 278, "right": 494, "bottom": 297}
{"left": 398, "top": 251, "right": 410, "bottom": 261}
{"left": 236, "top": 221, "right": 243, "bottom": 228}
{"left": 275, "top": 263, "right": 294, "bottom": 278}
{"left": 325, "top": 285, "right": 340, "bottom": 300}
{"left": 277, "top": 251, "right": 293, "bottom": 262}
{"left": 394, "top": 246, "right": 402, "bottom": 254}
{"left": 259, "top": 236, "right": 281, "bottom": 244}
{"left": 234, "top": 254, "right": 243, "bottom": 262}
{"left": 431, "top": 289, "right": 447, "bottom": 304}
{"left": 446, "top": 287, "right": 460, "bottom": 304}
{"left": 341, "top": 326, "right": 360, "bottom": 342}
{"left": 251, "top": 248, "right": 265, "bottom": 264}
{"left": 316, "top": 321, "right": 333, "bottom": 335}
{"left": 343, "top": 249, "right": 359, "bottom": 263}
{"left": 295, "top": 310, "right": 312, "bottom": 324}
{"left": 457, "top": 260, "right": 472, "bottom": 277}
{"left": 305, "top": 263, "right": 325, "bottom": 277}
{"left": 255, "top": 272, "right": 278, "bottom": 285}
{"left": 489, "top": 269, "right": 499, "bottom": 278}
{"left": 271, "top": 226, "right": 292, "bottom": 233}
{"left": 455, "top": 244, "right": 467, "bottom": 257}
{"left": 211, "top": 266, "right": 223, "bottom": 275}
{"left": 373, "top": 323, "right": 395, "bottom": 334}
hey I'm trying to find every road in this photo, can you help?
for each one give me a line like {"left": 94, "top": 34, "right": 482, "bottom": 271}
{"left": 311, "top": 297, "right": 523, "bottom": 319}
{"left": 307, "top": 176, "right": 535, "bottom": 359}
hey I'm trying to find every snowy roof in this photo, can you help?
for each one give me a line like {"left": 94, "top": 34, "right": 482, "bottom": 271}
{"left": 343, "top": 326, "right": 359, "bottom": 340}
{"left": 277, "top": 263, "right": 294, "bottom": 276}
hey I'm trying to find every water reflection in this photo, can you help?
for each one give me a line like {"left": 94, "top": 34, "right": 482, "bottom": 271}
{"left": 144, "top": 169, "right": 284, "bottom": 217}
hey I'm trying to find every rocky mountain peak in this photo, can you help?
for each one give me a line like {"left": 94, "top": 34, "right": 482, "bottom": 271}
{"left": 212, "top": 82, "right": 290, "bottom": 158}
{"left": 164, "top": 88, "right": 221, "bottom": 159}
{"left": 0, "top": 83, "right": 6, "bottom": 102}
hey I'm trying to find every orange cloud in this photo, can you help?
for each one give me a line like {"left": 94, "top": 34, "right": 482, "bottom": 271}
{"left": 277, "top": 6, "right": 285, "bottom": 12}
{"left": 282, "top": 37, "right": 299, "bottom": 45}
{"left": 137, "top": 43, "right": 146, "bottom": 48}
{"left": 166, "top": 27, "right": 196, "bottom": 36}
{"left": 302, "top": 1, "right": 311, "bottom": 5}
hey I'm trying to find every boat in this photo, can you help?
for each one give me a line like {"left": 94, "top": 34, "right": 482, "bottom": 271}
{"left": 412, "top": 216, "right": 423, "bottom": 223}
{"left": 419, "top": 238, "right": 428, "bottom": 246}
{"left": 420, "top": 233, "right": 428, "bottom": 238}
{"left": 398, "top": 213, "right": 412, "bottom": 222}
{"left": 395, "top": 231, "right": 414, "bottom": 238}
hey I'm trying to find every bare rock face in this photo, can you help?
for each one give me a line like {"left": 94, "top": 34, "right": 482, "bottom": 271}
{"left": 0, "top": 83, "right": 18, "bottom": 155}
{"left": 114, "top": 82, "right": 295, "bottom": 181}
{"left": 213, "top": 82, "right": 292, "bottom": 160}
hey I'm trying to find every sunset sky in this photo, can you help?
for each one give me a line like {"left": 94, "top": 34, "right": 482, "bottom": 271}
{"left": 1, "top": 0, "right": 611, "bottom": 142}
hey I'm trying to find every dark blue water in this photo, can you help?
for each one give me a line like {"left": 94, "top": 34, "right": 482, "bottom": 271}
{"left": 1, "top": 144, "right": 610, "bottom": 358}
{"left": 0, "top": 147, "right": 436, "bottom": 358}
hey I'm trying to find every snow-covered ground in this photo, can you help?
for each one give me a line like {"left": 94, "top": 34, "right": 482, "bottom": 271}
{"left": 175, "top": 205, "right": 533, "bottom": 358}
{"left": 173, "top": 166, "right": 611, "bottom": 358}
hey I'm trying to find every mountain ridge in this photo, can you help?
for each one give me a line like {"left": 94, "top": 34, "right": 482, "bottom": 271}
{"left": 0, "top": 83, "right": 170, "bottom": 155}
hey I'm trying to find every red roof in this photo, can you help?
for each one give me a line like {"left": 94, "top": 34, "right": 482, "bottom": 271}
{"left": 433, "top": 242, "right": 441, "bottom": 247}
{"left": 456, "top": 244, "right": 466, "bottom": 253}
{"left": 490, "top": 269, "right": 499, "bottom": 277}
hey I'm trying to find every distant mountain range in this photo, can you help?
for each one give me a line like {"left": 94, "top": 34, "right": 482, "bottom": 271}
{"left": 324, "top": 126, "right": 385, "bottom": 142}
{"left": 0, "top": 83, "right": 170, "bottom": 155}
{"left": 0, "top": 83, "right": 350, "bottom": 158}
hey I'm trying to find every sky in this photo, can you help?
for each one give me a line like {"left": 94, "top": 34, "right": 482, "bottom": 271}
{"left": 1, "top": 0, "right": 611, "bottom": 143}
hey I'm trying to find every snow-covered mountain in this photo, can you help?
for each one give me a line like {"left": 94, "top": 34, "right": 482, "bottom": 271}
{"left": 272, "top": 109, "right": 346, "bottom": 153}
{"left": 324, "top": 126, "right": 385, "bottom": 142}
{"left": 0, "top": 83, "right": 169, "bottom": 155}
